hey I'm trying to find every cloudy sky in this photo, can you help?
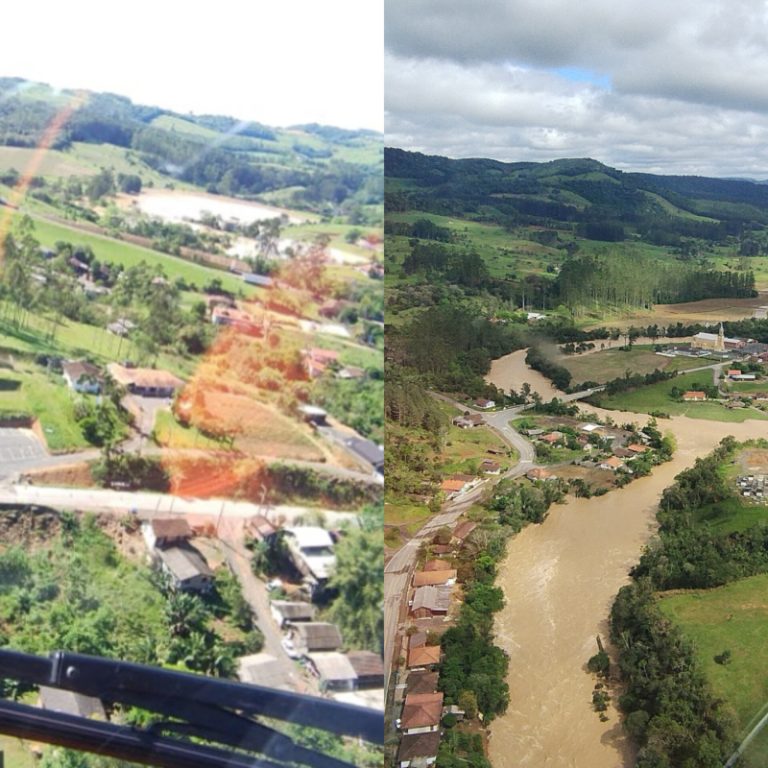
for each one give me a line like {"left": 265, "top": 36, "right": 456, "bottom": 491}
{"left": 385, "top": 0, "right": 768, "bottom": 176}
{"left": 2, "top": 1, "right": 382, "bottom": 131}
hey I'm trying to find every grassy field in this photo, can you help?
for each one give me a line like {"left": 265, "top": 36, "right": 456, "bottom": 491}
{"left": 692, "top": 497, "right": 768, "bottom": 534}
{"left": 436, "top": 401, "right": 515, "bottom": 474}
{"left": 595, "top": 370, "right": 768, "bottom": 422}
{"left": 384, "top": 502, "right": 431, "bottom": 540}
{"left": 659, "top": 574, "right": 768, "bottom": 767}
{"left": 560, "top": 346, "right": 706, "bottom": 384}
{"left": 23, "top": 214, "right": 249, "bottom": 295}
{"left": 0, "top": 304, "right": 198, "bottom": 378}
{"left": 0, "top": 362, "right": 90, "bottom": 451}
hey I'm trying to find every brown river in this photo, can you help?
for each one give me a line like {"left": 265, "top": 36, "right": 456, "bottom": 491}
{"left": 485, "top": 350, "right": 768, "bottom": 767}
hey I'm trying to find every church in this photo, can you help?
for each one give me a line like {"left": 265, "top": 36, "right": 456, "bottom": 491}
{"left": 691, "top": 323, "right": 746, "bottom": 352}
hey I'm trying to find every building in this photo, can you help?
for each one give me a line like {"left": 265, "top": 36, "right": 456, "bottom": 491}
{"left": 406, "top": 671, "right": 439, "bottom": 696}
{"left": 283, "top": 526, "right": 335, "bottom": 584}
{"left": 292, "top": 622, "right": 343, "bottom": 654}
{"left": 244, "top": 515, "right": 278, "bottom": 543}
{"left": 407, "top": 646, "right": 441, "bottom": 669}
{"left": 526, "top": 467, "right": 554, "bottom": 481}
{"left": 599, "top": 456, "right": 626, "bottom": 472}
{"left": 106, "top": 317, "right": 137, "bottom": 337}
{"left": 440, "top": 478, "right": 469, "bottom": 499}
{"left": 423, "top": 559, "right": 452, "bottom": 572}
{"left": 626, "top": 443, "right": 648, "bottom": 454}
{"left": 451, "top": 521, "right": 477, "bottom": 542}
{"left": 237, "top": 653, "right": 292, "bottom": 691}
{"left": 157, "top": 546, "right": 214, "bottom": 593}
{"left": 62, "top": 360, "right": 102, "bottom": 394}
{"left": 270, "top": 600, "right": 316, "bottom": 628}
{"left": 336, "top": 365, "right": 365, "bottom": 380}
{"left": 474, "top": 398, "right": 495, "bottom": 409}
{"left": 210, "top": 306, "right": 262, "bottom": 335}
{"left": 142, "top": 518, "right": 193, "bottom": 551}
{"left": 411, "top": 585, "right": 453, "bottom": 619}
{"left": 682, "top": 390, "right": 707, "bottom": 402}
{"left": 343, "top": 436, "right": 384, "bottom": 474}
{"left": 243, "top": 273, "right": 274, "bottom": 288}
{"left": 452, "top": 414, "right": 484, "bottom": 428}
{"left": 398, "top": 732, "right": 440, "bottom": 768}
{"left": 303, "top": 348, "right": 340, "bottom": 378}
{"left": 480, "top": 459, "right": 501, "bottom": 474}
{"left": 107, "top": 363, "right": 184, "bottom": 398}
{"left": 400, "top": 692, "right": 444, "bottom": 734}
{"left": 540, "top": 431, "right": 565, "bottom": 445}
{"left": 306, "top": 652, "right": 358, "bottom": 692}
{"left": 692, "top": 324, "right": 746, "bottom": 352}
{"left": 413, "top": 570, "right": 457, "bottom": 588}
{"left": 347, "top": 651, "right": 384, "bottom": 689}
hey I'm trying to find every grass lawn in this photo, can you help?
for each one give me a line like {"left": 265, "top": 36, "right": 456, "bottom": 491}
{"left": 692, "top": 497, "right": 768, "bottom": 534}
{"left": 659, "top": 574, "right": 768, "bottom": 767}
{"left": 0, "top": 736, "right": 38, "bottom": 767}
{"left": 384, "top": 502, "right": 431, "bottom": 537}
{"left": 561, "top": 347, "right": 710, "bottom": 384}
{"left": 0, "top": 362, "right": 90, "bottom": 451}
{"left": 0, "top": 305, "right": 198, "bottom": 379}
{"left": 595, "top": 370, "right": 768, "bottom": 422}
{"left": 24, "top": 213, "right": 249, "bottom": 295}
{"left": 437, "top": 401, "right": 515, "bottom": 474}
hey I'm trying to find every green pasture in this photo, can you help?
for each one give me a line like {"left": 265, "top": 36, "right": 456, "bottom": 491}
{"left": 659, "top": 574, "right": 768, "bottom": 768}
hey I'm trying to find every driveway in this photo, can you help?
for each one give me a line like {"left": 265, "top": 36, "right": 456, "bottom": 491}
{"left": 0, "top": 428, "right": 47, "bottom": 474}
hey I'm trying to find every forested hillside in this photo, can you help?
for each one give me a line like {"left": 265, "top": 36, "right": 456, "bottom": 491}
{"left": 0, "top": 78, "right": 383, "bottom": 224}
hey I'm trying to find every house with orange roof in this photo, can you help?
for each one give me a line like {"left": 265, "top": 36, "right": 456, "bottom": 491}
{"left": 682, "top": 391, "right": 706, "bottom": 401}
{"left": 599, "top": 456, "right": 626, "bottom": 471}
{"left": 400, "top": 692, "right": 444, "bottom": 734}
{"left": 626, "top": 443, "right": 648, "bottom": 454}
{"left": 407, "top": 646, "right": 441, "bottom": 669}
{"left": 413, "top": 569, "right": 457, "bottom": 588}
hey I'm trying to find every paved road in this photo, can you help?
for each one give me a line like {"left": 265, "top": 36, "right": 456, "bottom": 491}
{"left": 0, "top": 483, "right": 359, "bottom": 527}
{"left": 0, "top": 428, "right": 48, "bottom": 466}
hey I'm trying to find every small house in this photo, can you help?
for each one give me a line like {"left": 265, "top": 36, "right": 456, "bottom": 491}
{"left": 62, "top": 360, "right": 102, "bottom": 394}
{"left": 407, "top": 646, "right": 441, "bottom": 669}
{"left": 283, "top": 526, "right": 335, "bottom": 583}
{"left": 411, "top": 585, "right": 453, "bottom": 619}
{"left": 292, "top": 622, "right": 343, "bottom": 654}
{"left": 474, "top": 398, "right": 495, "bottom": 409}
{"left": 599, "top": 456, "right": 625, "bottom": 472}
{"left": 142, "top": 518, "right": 193, "bottom": 551}
{"left": 237, "top": 653, "right": 292, "bottom": 692}
{"left": 406, "top": 671, "right": 439, "bottom": 696}
{"left": 480, "top": 459, "right": 501, "bottom": 474}
{"left": 270, "top": 600, "right": 316, "bottom": 628}
{"left": 157, "top": 545, "right": 213, "bottom": 593}
{"left": 682, "top": 391, "right": 706, "bottom": 402}
{"left": 540, "top": 431, "right": 564, "bottom": 445}
{"left": 107, "top": 363, "right": 184, "bottom": 398}
{"left": 451, "top": 521, "right": 477, "bottom": 542}
{"left": 398, "top": 732, "right": 440, "bottom": 768}
{"left": 347, "top": 651, "right": 385, "bottom": 689}
{"left": 306, "top": 652, "right": 358, "bottom": 692}
{"left": 400, "top": 692, "right": 444, "bottom": 734}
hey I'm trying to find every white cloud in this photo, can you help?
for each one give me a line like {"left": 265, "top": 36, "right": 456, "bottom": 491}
{"left": 385, "top": 0, "right": 768, "bottom": 174}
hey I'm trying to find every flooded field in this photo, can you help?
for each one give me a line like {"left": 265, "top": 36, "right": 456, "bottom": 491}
{"left": 486, "top": 352, "right": 768, "bottom": 767}
{"left": 123, "top": 189, "right": 307, "bottom": 225}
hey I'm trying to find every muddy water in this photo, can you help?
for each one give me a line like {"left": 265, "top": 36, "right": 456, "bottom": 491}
{"left": 486, "top": 352, "right": 768, "bottom": 767}
{"left": 487, "top": 349, "right": 564, "bottom": 400}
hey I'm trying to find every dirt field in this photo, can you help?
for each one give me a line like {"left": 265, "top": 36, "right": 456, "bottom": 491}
{"left": 738, "top": 448, "right": 768, "bottom": 474}
{"left": 584, "top": 292, "right": 768, "bottom": 330}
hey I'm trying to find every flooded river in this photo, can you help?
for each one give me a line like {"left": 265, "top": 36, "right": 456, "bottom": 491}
{"left": 486, "top": 351, "right": 768, "bottom": 767}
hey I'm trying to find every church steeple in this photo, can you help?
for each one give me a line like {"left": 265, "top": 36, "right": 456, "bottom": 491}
{"left": 716, "top": 322, "right": 725, "bottom": 352}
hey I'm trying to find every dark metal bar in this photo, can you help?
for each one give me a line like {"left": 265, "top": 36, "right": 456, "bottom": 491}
{"left": 0, "top": 698, "right": 274, "bottom": 768}
{"left": 46, "top": 651, "right": 383, "bottom": 744}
